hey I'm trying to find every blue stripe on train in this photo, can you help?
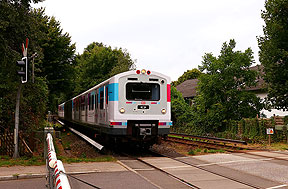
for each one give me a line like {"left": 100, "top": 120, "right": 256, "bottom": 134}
{"left": 108, "top": 83, "right": 119, "bottom": 101}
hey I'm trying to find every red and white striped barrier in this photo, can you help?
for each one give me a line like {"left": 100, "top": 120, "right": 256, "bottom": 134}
{"left": 46, "top": 133, "right": 57, "bottom": 168}
{"left": 54, "top": 160, "right": 71, "bottom": 189}
{"left": 46, "top": 132, "right": 71, "bottom": 189}
{"left": 48, "top": 151, "right": 57, "bottom": 168}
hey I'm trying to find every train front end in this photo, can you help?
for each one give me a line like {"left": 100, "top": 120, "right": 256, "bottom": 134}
{"left": 111, "top": 69, "right": 172, "bottom": 144}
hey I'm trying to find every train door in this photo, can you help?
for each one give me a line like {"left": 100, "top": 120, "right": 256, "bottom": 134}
{"left": 105, "top": 85, "right": 109, "bottom": 123}
{"left": 74, "top": 98, "right": 80, "bottom": 121}
{"left": 99, "top": 86, "right": 105, "bottom": 124}
{"left": 87, "top": 92, "right": 95, "bottom": 123}
{"left": 71, "top": 99, "right": 74, "bottom": 120}
{"left": 81, "top": 96, "right": 85, "bottom": 122}
{"left": 95, "top": 89, "right": 99, "bottom": 125}
{"left": 76, "top": 97, "right": 81, "bottom": 121}
{"left": 77, "top": 97, "right": 80, "bottom": 121}
{"left": 85, "top": 94, "right": 88, "bottom": 123}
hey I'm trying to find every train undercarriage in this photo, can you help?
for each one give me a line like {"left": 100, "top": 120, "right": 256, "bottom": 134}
{"left": 59, "top": 118, "right": 168, "bottom": 149}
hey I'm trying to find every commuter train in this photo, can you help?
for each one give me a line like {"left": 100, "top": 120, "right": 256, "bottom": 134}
{"left": 58, "top": 69, "right": 172, "bottom": 146}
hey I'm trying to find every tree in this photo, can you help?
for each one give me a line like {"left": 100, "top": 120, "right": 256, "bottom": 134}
{"left": 74, "top": 42, "right": 136, "bottom": 94}
{"left": 33, "top": 9, "right": 76, "bottom": 112}
{"left": 258, "top": 0, "right": 288, "bottom": 110}
{"left": 172, "top": 68, "right": 201, "bottom": 86}
{"left": 171, "top": 86, "right": 198, "bottom": 133}
{"left": 0, "top": 1, "right": 49, "bottom": 131}
{"left": 193, "top": 40, "right": 263, "bottom": 133}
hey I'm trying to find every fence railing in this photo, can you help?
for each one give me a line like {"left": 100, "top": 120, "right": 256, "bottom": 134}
{"left": 0, "top": 131, "right": 33, "bottom": 156}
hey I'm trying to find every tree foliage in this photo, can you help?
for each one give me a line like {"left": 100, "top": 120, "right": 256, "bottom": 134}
{"left": 74, "top": 42, "right": 136, "bottom": 94}
{"left": 172, "top": 68, "right": 201, "bottom": 86}
{"left": 0, "top": 1, "right": 48, "bottom": 131}
{"left": 192, "top": 40, "right": 263, "bottom": 133}
{"left": 258, "top": 0, "right": 288, "bottom": 110}
{"left": 33, "top": 9, "right": 76, "bottom": 111}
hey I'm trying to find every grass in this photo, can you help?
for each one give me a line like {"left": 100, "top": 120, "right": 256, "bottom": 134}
{"left": 188, "top": 150, "right": 196, "bottom": 155}
{"left": 0, "top": 156, "right": 45, "bottom": 167}
{"left": 207, "top": 149, "right": 225, "bottom": 153}
{"left": 57, "top": 156, "right": 116, "bottom": 164}
{"left": 187, "top": 148, "right": 225, "bottom": 155}
{"left": 0, "top": 155, "right": 116, "bottom": 167}
{"left": 168, "top": 134, "right": 194, "bottom": 141}
{"left": 60, "top": 131, "right": 72, "bottom": 150}
{"left": 269, "top": 143, "right": 288, "bottom": 151}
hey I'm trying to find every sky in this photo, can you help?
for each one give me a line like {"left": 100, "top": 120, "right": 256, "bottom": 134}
{"left": 33, "top": 0, "right": 265, "bottom": 81}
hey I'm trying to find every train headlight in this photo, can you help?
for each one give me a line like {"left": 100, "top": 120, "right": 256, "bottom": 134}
{"left": 161, "top": 108, "right": 166, "bottom": 114}
{"left": 141, "top": 69, "right": 146, "bottom": 74}
{"left": 119, "top": 108, "right": 125, "bottom": 114}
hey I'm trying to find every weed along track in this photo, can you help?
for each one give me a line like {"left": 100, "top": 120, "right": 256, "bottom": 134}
{"left": 166, "top": 133, "right": 252, "bottom": 152}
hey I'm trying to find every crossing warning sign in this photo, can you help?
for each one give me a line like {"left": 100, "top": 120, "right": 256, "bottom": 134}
{"left": 266, "top": 128, "right": 274, "bottom": 135}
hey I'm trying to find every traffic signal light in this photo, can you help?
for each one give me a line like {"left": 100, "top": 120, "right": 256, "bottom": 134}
{"left": 16, "top": 57, "right": 28, "bottom": 83}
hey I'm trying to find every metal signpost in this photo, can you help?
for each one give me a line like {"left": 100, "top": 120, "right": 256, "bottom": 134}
{"left": 266, "top": 128, "right": 274, "bottom": 146}
{"left": 13, "top": 38, "right": 29, "bottom": 159}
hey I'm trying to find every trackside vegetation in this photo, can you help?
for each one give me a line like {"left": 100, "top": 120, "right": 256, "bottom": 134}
{"left": 170, "top": 1, "right": 288, "bottom": 142}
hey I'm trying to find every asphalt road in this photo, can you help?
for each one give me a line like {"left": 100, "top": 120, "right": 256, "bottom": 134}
{"left": 1, "top": 151, "right": 288, "bottom": 189}
{"left": 0, "top": 171, "right": 188, "bottom": 189}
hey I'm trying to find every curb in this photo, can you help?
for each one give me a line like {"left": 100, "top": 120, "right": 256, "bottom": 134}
{"left": 0, "top": 170, "right": 104, "bottom": 181}
{"left": 0, "top": 174, "right": 46, "bottom": 181}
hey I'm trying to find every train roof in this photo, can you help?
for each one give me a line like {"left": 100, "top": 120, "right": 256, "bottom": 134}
{"left": 59, "top": 69, "right": 170, "bottom": 105}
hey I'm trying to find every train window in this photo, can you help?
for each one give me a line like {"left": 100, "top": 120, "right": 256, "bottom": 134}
{"left": 96, "top": 93, "right": 98, "bottom": 109}
{"left": 92, "top": 94, "right": 94, "bottom": 110}
{"left": 82, "top": 97, "right": 85, "bottom": 111}
{"left": 89, "top": 94, "right": 93, "bottom": 111}
{"left": 126, "top": 83, "right": 160, "bottom": 101}
{"left": 76, "top": 99, "right": 79, "bottom": 111}
{"left": 100, "top": 91, "right": 104, "bottom": 109}
{"left": 88, "top": 95, "right": 91, "bottom": 111}
{"left": 106, "top": 86, "right": 109, "bottom": 104}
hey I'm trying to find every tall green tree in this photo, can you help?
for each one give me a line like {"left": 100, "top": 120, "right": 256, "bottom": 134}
{"left": 258, "top": 0, "right": 288, "bottom": 110}
{"left": 74, "top": 42, "right": 135, "bottom": 94}
{"left": 0, "top": 0, "right": 48, "bottom": 131}
{"left": 33, "top": 9, "right": 76, "bottom": 112}
{"left": 172, "top": 68, "right": 201, "bottom": 86}
{"left": 193, "top": 40, "right": 263, "bottom": 133}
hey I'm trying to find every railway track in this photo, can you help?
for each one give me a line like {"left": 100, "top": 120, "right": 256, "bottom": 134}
{"left": 166, "top": 133, "right": 252, "bottom": 152}
{"left": 116, "top": 149, "right": 262, "bottom": 188}
{"left": 117, "top": 151, "right": 200, "bottom": 188}
{"left": 60, "top": 125, "right": 288, "bottom": 188}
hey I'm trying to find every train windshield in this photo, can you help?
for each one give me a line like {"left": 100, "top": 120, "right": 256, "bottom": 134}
{"left": 126, "top": 83, "right": 160, "bottom": 101}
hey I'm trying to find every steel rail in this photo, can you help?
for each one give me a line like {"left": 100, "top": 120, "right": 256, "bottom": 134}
{"left": 165, "top": 136, "right": 240, "bottom": 152}
{"left": 169, "top": 132, "right": 247, "bottom": 145}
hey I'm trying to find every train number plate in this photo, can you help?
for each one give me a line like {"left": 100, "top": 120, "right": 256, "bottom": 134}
{"left": 138, "top": 105, "right": 149, "bottom": 109}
